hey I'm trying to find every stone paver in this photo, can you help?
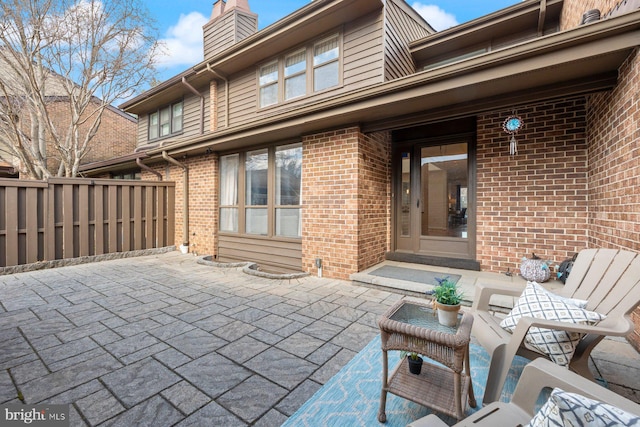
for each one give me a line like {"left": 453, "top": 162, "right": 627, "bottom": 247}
{"left": 0, "top": 251, "right": 637, "bottom": 427}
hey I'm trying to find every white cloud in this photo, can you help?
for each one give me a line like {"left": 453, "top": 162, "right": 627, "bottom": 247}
{"left": 411, "top": 3, "right": 459, "bottom": 31}
{"left": 157, "top": 12, "right": 208, "bottom": 67}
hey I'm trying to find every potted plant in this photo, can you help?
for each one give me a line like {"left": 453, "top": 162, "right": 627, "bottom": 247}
{"left": 431, "top": 277, "right": 463, "bottom": 327}
{"left": 401, "top": 351, "right": 423, "bottom": 375}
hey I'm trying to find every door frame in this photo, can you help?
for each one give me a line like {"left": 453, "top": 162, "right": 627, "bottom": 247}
{"left": 392, "top": 132, "right": 477, "bottom": 261}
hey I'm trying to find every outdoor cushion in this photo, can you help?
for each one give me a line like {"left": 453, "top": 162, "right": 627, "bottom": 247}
{"left": 528, "top": 281, "right": 588, "bottom": 308}
{"left": 526, "top": 387, "right": 640, "bottom": 427}
{"left": 500, "top": 282, "right": 605, "bottom": 366}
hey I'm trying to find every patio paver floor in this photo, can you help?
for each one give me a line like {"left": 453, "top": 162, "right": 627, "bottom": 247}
{"left": 1, "top": 252, "right": 638, "bottom": 426}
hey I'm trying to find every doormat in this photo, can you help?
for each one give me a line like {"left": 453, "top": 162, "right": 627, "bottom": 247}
{"left": 282, "top": 334, "right": 529, "bottom": 427}
{"left": 369, "top": 265, "right": 461, "bottom": 286}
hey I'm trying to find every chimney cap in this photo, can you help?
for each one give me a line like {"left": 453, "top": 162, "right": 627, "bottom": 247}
{"left": 210, "top": 0, "right": 225, "bottom": 20}
{"left": 225, "top": 0, "right": 251, "bottom": 13}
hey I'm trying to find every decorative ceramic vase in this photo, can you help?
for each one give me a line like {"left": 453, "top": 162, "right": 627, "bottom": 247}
{"left": 407, "top": 355, "right": 423, "bottom": 375}
{"left": 436, "top": 302, "right": 461, "bottom": 327}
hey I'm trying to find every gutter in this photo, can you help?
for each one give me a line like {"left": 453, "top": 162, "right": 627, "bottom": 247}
{"left": 162, "top": 152, "right": 189, "bottom": 250}
{"left": 136, "top": 158, "right": 162, "bottom": 181}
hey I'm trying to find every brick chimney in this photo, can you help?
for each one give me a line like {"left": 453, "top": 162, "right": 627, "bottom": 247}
{"left": 203, "top": 0, "right": 258, "bottom": 60}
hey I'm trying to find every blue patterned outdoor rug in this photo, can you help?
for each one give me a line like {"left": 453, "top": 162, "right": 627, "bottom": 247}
{"left": 282, "top": 335, "right": 528, "bottom": 427}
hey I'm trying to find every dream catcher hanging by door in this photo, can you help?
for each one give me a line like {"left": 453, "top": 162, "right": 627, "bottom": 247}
{"left": 502, "top": 114, "right": 523, "bottom": 156}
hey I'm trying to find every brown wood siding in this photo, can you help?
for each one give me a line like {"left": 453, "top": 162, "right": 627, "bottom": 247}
{"left": 225, "top": 11, "right": 385, "bottom": 129}
{"left": 235, "top": 12, "right": 258, "bottom": 43}
{"left": 204, "top": 12, "right": 257, "bottom": 60}
{"left": 204, "top": 13, "right": 236, "bottom": 60}
{"left": 227, "top": 70, "right": 256, "bottom": 128}
{"left": 384, "top": 1, "right": 431, "bottom": 81}
{"left": 139, "top": 86, "right": 210, "bottom": 146}
{"left": 218, "top": 234, "right": 302, "bottom": 273}
{"left": 137, "top": 115, "right": 148, "bottom": 146}
{"left": 343, "top": 11, "right": 385, "bottom": 87}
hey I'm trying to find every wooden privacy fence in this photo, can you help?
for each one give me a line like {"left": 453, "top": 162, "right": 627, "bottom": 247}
{"left": 0, "top": 177, "right": 175, "bottom": 268}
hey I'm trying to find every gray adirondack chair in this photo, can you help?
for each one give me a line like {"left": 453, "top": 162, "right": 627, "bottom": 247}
{"left": 472, "top": 248, "right": 640, "bottom": 405}
{"left": 407, "top": 358, "right": 640, "bottom": 427}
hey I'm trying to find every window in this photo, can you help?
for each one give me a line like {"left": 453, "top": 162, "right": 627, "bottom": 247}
{"left": 275, "top": 144, "right": 302, "bottom": 237}
{"left": 220, "top": 143, "right": 302, "bottom": 239}
{"left": 149, "top": 112, "right": 159, "bottom": 140}
{"left": 259, "top": 62, "right": 278, "bottom": 107}
{"left": 148, "top": 100, "right": 183, "bottom": 140}
{"left": 245, "top": 149, "right": 269, "bottom": 235}
{"left": 314, "top": 35, "right": 340, "bottom": 92}
{"left": 284, "top": 50, "right": 306, "bottom": 101}
{"left": 220, "top": 154, "right": 239, "bottom": 232}
{"left": 258, "top": 34, "right": 341, "bottom": 107}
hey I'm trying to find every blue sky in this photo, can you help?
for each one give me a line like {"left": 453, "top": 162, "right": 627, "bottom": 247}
{"left": 148, "top": 0, "right": 520, "bottom": 82}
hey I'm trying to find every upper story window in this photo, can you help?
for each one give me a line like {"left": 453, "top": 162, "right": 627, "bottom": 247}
{"left": 258, "top": 33, "right": 341, "bottom": 108}
{"left": 285, "top": 50, "right": 306, "bottom": 101}
{"left": 314, "top": 35, "right": 340, "bottom": 92}
{"left": 148, "top": 100, "right": 183, "bottom": 140}
{"left": 259, "top": 62, "right": 279, "bottom": 107}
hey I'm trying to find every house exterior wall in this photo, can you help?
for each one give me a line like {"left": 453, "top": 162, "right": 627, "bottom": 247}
{"left": 302, "top": 127, "right": 391, "bottom": 280}
{"left": 586, "top": 49, "right": 640, "bottom": 350}
{"left": 136, "top": 85, "right": 210, "bottom": 149}
{"left": 560, "top": 0, "right": 619, "bottom": 29}
{"left": 140, "top": 155, "right": 219, "bottom": 258}
{"left": 562, "top": 0, "right": 640, "bottom": 351}
{"left": 476, "top": 98, "right": 589, "bottom": 274}
{"left": 203, "top": 10, "right": 258, "bottom": 61}
{"left": 383, "top": 0, "right": 431, "bottom": 80}
{"left": 18, "top": 99, "right": 136, "bottom": 175}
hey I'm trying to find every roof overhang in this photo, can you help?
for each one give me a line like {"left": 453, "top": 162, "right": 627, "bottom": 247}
{"left": 120, "top": 0, "right": 383, "bottom": 114}
{"left": 148, "top": 10, "right": 640, "bottom": 158}
{"left": 410, "top": 0, "right": 564, "bottom": 64}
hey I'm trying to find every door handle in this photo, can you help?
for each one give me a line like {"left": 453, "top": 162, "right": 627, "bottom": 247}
{"left": 417, "top": 199, "right": 420, "bottom": 208}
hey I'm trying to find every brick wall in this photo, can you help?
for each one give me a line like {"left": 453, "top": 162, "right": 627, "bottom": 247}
{"left": 560, "top": 0, "right": 619, "bottom": 30}
{"left": 302, "top": 127, "right": 391, "bottom": 280}
{"left": 141, "top": 154, "right": 219, "bottom": 257}
{"left": 476, "top": 98, "right": 589, "bottom": 274}
{"left": 586, "top": 48, "right": 640, "bottom": 350}
{"left": 358, "top": 131, "right": 392, "bottom": 271}
{"left": 47, "top": 100, "right": 136, "bottom": 168}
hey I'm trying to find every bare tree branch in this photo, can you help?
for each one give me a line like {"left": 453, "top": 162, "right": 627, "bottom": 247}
{"left": 0, "top": 0, "right": 160, "bottom": 178}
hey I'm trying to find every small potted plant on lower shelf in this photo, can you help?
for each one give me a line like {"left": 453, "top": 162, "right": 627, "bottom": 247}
{"left": 401, "top": 351, "right": 423, "bottom": 375}
{"left": 431, "top": 277, "right": 464, "bottom": 327}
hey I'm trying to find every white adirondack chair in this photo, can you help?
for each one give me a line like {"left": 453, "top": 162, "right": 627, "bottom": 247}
{"left": 472, "top": 248, "right": 640, "bottom": 405}
{"left": 407, "top": 358, "right": 640, "bottom": 427}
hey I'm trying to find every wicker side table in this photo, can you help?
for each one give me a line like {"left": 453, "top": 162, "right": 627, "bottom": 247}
{"left": 378, "top": 299, "right": 476, "bottom": 423}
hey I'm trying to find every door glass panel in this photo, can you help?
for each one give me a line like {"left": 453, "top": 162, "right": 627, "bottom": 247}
{"left": 420, "top": 143, "right": 468, "bottom": 238}
{"left": 400, "top": 152, "right": 411, "bottom": 237}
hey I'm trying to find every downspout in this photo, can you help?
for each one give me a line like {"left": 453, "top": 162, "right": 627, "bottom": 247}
{"left": 136, "top": 158, "right": 162, "bottom": 181}
{"left": 162, "top": 151, "right": 189, "bottom": 250}
{"left": 181, "top": 77, "right": 205, "bottom": 135}
{"left": 206, "top": 64, "right": 230, "bottom": 128}
{"left": 537, "top": 0, "right": 547, "bottom": 36}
